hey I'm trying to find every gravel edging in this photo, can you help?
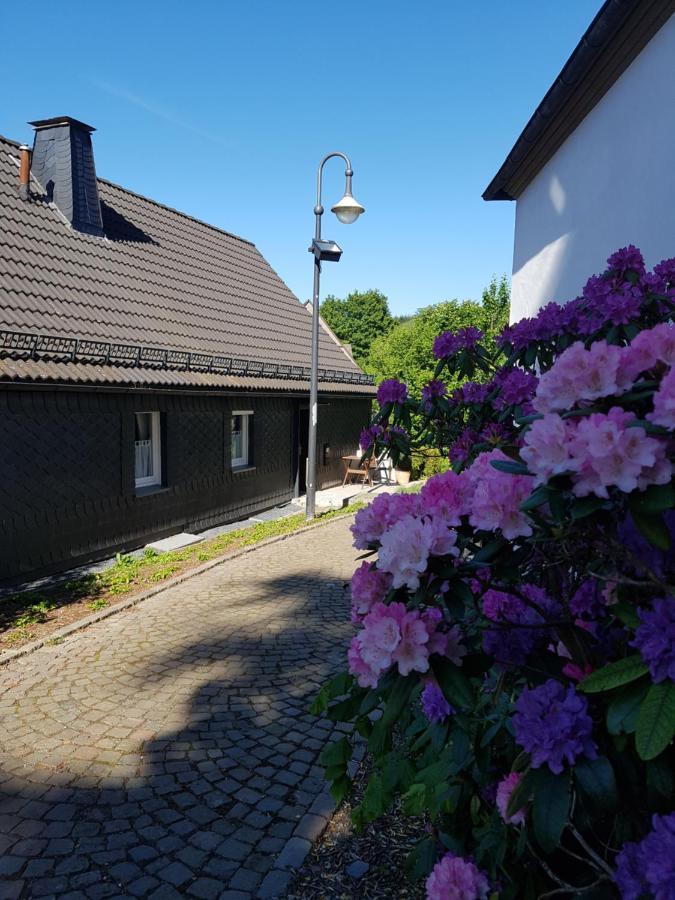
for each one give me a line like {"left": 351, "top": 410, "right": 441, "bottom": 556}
{"left": 0, "top": 513, "right": 353, "bottom": 668}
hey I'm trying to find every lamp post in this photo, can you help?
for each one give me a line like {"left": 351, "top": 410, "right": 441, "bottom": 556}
{"left": 306, "top": 152, "right": 365, "bottom": 520}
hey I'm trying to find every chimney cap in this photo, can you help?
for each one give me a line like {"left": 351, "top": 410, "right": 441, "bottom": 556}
{"left": 29, "top": 116, "right": 96, "bottom": 133}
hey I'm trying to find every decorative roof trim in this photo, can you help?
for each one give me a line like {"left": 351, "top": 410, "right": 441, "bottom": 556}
{"left": 0, "top": 330, "right": 375, "bottom": 386}
{"left": 483, "top": 0, "right": 674, "bottom": 201}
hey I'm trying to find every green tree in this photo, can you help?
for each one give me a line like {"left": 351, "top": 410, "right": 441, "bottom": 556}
{"left": 320, "top": 289, "right": 393, "bottom": 364}
{"left": 366, "top": 279, "right": 510, "bottom": 395}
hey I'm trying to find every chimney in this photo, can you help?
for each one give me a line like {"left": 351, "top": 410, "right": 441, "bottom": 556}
{"left": 28, "top": 116, "right": 104, "bottom": 236}
{"left": 18, "top": 145, "right": 31, "bottom": 201}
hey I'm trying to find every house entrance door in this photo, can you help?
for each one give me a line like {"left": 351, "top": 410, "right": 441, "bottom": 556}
{"left": 295, "top": 406, "right": 309, "bottom": 496}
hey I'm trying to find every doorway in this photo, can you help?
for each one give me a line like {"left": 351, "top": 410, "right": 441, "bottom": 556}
{"left": 294, "top": 405, "right": 309, "bottom": 497}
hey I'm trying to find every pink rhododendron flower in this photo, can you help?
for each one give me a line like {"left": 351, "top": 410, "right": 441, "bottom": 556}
{"left": 621, "top": 322, "right": 675, "bottom": 381}
{"left": 466, "top": 450, "right": 533, "bottom": 539}
{"left": 350, "top": 562, "right": 393, "bottom": 621}
{"left": 534, "top": 340, "right": 626, "bottom": 413}
{"left": 419, "top": 470, "right": 472, "bottom": 525}
{"left": 426, "top": 853, "right": 490, "bottom": 900}
{"left": 377, "top": 515, "right": 458, "bottom": 590}
{"left": 523, "top": 408, "right": 671, "bottom": 497}
{"left": 648, "top": 366, "right": 675, "bottom": 429}
{"left": 496, "top": 772, "right": 527, "bottom": 825}
{"left": 393, "top": 612, "right": 432, "bottom": 676}
{"left": 521, "top": 414, "right": 576, "bottom": 485}
{"left": 569, "top": 408, "right": 670, "bottom": 497}
{"left": 351, "top": 491, "right": 420, "bottom": 549}
{"left": 348, "top": 602, "right": 449, "bottom": 687}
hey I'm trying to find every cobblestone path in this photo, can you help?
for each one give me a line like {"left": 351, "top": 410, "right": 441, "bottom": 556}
{"left": 0, "top": 518, "right": 358, "bottom": 900}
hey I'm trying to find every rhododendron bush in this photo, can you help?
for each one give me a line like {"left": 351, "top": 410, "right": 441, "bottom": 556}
{"left": 311, "top": 248, "right": 675, "bottom": 899}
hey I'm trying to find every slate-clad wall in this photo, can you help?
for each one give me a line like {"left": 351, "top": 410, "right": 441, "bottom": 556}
{"left": 0, "top": 389, "right": 369, "bottom": 582}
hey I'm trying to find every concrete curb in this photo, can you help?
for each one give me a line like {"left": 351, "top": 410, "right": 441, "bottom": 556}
{"left": 0, "top": 512, "right": 354, "bottom": 668}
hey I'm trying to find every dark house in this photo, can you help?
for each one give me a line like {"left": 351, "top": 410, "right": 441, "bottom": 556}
{"left": 0, "top": 117, "right": 374, "bottom": 582}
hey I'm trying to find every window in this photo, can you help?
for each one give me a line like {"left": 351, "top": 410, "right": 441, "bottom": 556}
{"left": 231, "top": 410, "right": 253, "bottom": 468}
{"left": 134, "top": 412, "right": 162, "bottom": 488}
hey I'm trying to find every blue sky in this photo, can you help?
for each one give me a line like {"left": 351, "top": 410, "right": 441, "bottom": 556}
{"left": 1, "top": 1, "right": 599, "bottom": 316}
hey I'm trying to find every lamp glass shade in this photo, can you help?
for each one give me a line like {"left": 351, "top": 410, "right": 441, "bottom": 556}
{"left": 331, "top": 193, "right": 365, "bottom": 224}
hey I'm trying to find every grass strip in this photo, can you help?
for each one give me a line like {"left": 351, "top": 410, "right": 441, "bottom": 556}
{"left": 1, "top": 500, "right": 366, "bottom": 645}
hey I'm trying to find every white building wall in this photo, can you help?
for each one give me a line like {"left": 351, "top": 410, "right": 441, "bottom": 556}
{"left": 511, "top": 14, "right": 675, "bottom": 323}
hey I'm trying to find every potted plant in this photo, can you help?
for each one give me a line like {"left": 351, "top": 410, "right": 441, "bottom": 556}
{"left": 395, "top": 455, "right": 411, "bottom": 485}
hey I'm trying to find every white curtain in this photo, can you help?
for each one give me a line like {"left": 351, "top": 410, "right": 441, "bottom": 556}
{"left": 135, "top": 439, "right": 152, "bottom": 479}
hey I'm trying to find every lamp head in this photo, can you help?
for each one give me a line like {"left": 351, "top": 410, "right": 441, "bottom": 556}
{"left": 331, "top": 192, "right": 365, "bottom": 224}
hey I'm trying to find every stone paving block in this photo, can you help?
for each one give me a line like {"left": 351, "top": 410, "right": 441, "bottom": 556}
{"left": 256, "top": 869, "right": 292, "bottom": 898}
{"left": 0, "top": 517, "right": 359, "bottom": 898}
{"left": 274, "top": 836, "right": 312, "bottom": 871}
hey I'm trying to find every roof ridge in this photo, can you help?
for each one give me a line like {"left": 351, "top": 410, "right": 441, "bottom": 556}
{"left": 97, "top": 176, "right": 256, "bottom": 248}
{"left": 0, "top": 130, "right": 256, "bottom": 248}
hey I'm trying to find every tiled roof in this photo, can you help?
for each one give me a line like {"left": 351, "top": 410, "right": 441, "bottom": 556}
{"left": 0, "top": 357, "right": 372, "bottom": 394}
{"left": 0, "top": 133, "right": 373, "bottom": 394}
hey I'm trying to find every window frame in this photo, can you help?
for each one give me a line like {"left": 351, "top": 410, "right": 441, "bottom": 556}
{"left": 134, "top": 411, "right": 162, "bottom": 489}
{"left": 231, "top": 410, "right": 253, "bottom": 469}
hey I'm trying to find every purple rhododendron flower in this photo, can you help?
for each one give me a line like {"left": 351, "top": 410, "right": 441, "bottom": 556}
{"left": 376, "top": 378, "right": 408, "bottom": 406}
{"left": 631, "top": 599, "right": 675, "bottom": 683}
{"left": 421, "top": 379, "right": 447, "bottom": 404}
{"left": 480, "top": 422, "right": 512, "bottom": 446}
{"left": 421, "top": 682, "right": 454, "bottom": 723}
{"left": 570, "top": 579, "right": 605, "bottom": 620}
{"left": 654, "top": 256, "right": 675, "bottom": 291}
{"left": 494, "top": 368, "right": 539, "bottom": 409}
{"left": 426, "top": 853, "right": 490, "bottom": 900}
{"left": 615, "top": 813, "right": 675, "bottom": 900}
{"left": 481, "top": 584, "right": 557, "bottom": 667}
{"left": 450, "top": 428, "right": 479, "bottom": 464}
{"left": 382, "top": 424, "right": 410, "bottom": 444}
{"left": 454, "top": 381, "right": 491, "bottom": 405}
{"left": 359, "top": 424, "right": 383, "bottom": 451}
{"left": 607, "top": 244, "right": 646, "bottom": 277}
{"left": 513, "top": 680, "right": 597, "bottom": 774}
{"left": 433, "top": 326, "right": 483, "bottom": 359}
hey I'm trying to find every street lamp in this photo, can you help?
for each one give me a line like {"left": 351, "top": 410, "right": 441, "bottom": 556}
{"left": 306, "top": 152, "right": 365, "bottom": 520}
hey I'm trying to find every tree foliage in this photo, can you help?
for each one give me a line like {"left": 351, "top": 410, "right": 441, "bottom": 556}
{"left": 367, "top": 276, "right": 510, "bottom": 396}
{"left": 320, "top": 289, "right": 394, "bottom": 365}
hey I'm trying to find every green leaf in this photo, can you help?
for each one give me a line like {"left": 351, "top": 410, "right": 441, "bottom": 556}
{"left": 636, "top": 681, "right": 675, "bottom": 761}
{"left": 646, "top": 755, "right": 674, "bottom": 798}
{"left": 490, "top": 459, "right": 530, "bottom": 475}
{"left": 320, "top": 736, "right": 351, "bottom": 768}
{"left": 520, "top": 485, "right": 550, "bottom": 512}
{"left": 405, "top": 836, "right": 436, "bottom": 880}
{"left": 606, "top": 680, "right": 649, "bottom": 735}
{"left": 380, "top": 676, "right": 416, "bottom": 728}
{"left": 612, "top": 601, "right": 640, "bottom": 630}
{"left": 330, "top": 774, "right": 351, "bottom": 804}
{"left": 402, "top": 783, "right": 427, "bottom": 816}
{"left": 579, "top": 655, "right": 648, "bottom": 693}
{"left": 574, "top": 756, "right": 617, "bottom": 811}
{"left": 532, "top": 768, "right": 570, "bottom": 854}
{"left": 630, "top": 510, "right": 671, "bottom": 551}
{"left": 630, "top": 482, "right": 675, "bottom": 515}
{"left": 309, "top": 671, "right": 353, "bottom": 714}
{"left": 571, "top": 496, "right": 606, "bottom": 520}
{"left": 471, "top": 537, "right": 507, "bottom": 565}
{"left": 431, "top": 657, "right": 474, "bottom": 709}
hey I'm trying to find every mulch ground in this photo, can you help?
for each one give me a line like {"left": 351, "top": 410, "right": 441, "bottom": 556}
{"left": 289, "top": 759, "right": 426, "bottom": 900}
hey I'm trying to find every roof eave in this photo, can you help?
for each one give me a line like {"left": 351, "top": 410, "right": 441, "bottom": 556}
{"left": 483, "top": 0, "right": 674, "bottom": 202}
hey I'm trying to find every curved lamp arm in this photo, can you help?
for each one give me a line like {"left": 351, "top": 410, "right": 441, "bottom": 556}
{"left": 314, "top": 151, "right": 353, "bottom": 239}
